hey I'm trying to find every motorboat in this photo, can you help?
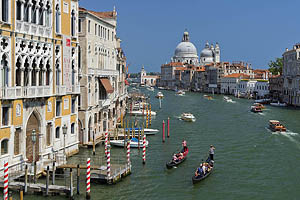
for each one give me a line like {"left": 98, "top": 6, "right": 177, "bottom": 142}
{"left": 128, "top": 109, "right": 157, "bottom": 116}
{"left": 204, "top": 95, "right": 213, "bottom": 100}
{"left": 224, "top": 96, "right": 234, "bottom": 103}
{"left": 270, "top": 102, "right": 287, "bottom": 107}
{"left": 176, "top": 90, "right": 185, "bottom": 96}
{"left": 156, "top": 92, "right": 164, "bottom": 98}
{"left": 269, "top": 120, "right": 286, "bottom": 132}
{"left": 124, "top": 128, "right": 159, "bottom": 135}
{"left": 250, "top": 106, "right": 262, "bottom": 113}
{"left": 181, "top": 113, "right": 196, "bottom": 122}
{"left": 110, "top": 138, "right": 149, "bottom": 148}
{"left": 254, "top": 99, "right": 271, "bottom": 104}
{"left": 253, "top": 103, "right": 265, "bottom": 109}
{"left": 147, "top": 87, "right": 154, "bottom": 92}
{"left": 158, "top": 87, "right": 166, "bottom": 90}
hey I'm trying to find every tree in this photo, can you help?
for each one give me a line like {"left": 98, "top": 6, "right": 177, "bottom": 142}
{"left": 268, "top": 57, "right": 283, "bottom": 75}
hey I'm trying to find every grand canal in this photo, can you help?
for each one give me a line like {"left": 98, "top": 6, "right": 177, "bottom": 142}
{"left": 26, "top": 88, "right": 300, "bottom": 200}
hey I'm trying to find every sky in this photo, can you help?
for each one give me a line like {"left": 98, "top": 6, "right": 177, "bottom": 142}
{"left": 80, "top": 0, "right": 300, "bottom": 73}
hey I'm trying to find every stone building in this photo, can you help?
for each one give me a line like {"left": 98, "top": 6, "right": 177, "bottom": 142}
{"left": 282, "top": 44, "right": 300, "bottom": 106}
{"left": 269, "top": 75, "right": 283, "bottom": 102}
{"left": 78, "top": 7, "right": 127, "bottom": 145}
{"left": 140, "top": 66, "right": 159, "bottom": 86}
{"left": 0, "top": 0, "right": 80, "bottom": 173}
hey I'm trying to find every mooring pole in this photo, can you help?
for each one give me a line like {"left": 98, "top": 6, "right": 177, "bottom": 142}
{"left": 52, "top": 162, "right": 56, "bottom": 185}
{"left": 86, "top": 158, "right": 91, "bottom": 200}
{"left": 20, "top": 190, "right": 23, "bottom": 200}
{"left": 167, "top": 117, "right": 170, "bottom": 138}
{"left": 34, "top": 161, "right": 37, "bottom": 184}
{"left": 4, "top": 161, "right": 8, "bottom": 200}
{"left": 93, "top": 129, "right": 96, "bottom": 156}
{"left": 46, "top": 166, "right": 49, "bottom": 196}
{"left": 70, "top": 168, "right": 73, "bottom": 198}
{"left": 24, "top": 165, "right": 28, "bottom": 193}
{"left": 77, "top": 164, "right": 80, "bottom": 195}
{"left": 143, "top": 134, "right": 146, "bottom": 164}
{"left": 162, "top": 120, "right": 165, "bottom": 143}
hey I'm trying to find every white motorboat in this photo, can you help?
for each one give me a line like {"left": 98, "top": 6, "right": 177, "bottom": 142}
{"left": 128, "top": 110, "right": 157, "bottom": 116}
{"left": 158, "top": 87, "right": 166, "bottom": 90}
{"left": 176, "top": 90, "right": 185, "bottom": 96}
{"left": 180, "top": 113, "right": 196, "bottom": 122}
{"left": 254, "top": 99, "right": 271, "bottom": 104}
{"left": 224, "top": 96, "right": 230, "bottom": 100}
{"left": 156, "top": 92, "right": 164, "bottom": 98}
{"left": 270, "top": 102, "right": 287, "bottom": 107}
{"left": 110, "top": 138, "right": 149, "bottom": 148}
{"left": 125, "top": 128, "right": 159, "bottom": 135}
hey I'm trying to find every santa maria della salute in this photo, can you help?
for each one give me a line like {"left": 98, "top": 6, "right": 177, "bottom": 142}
{"left": 171, "top": 31, "right": 220, "bottom": 66}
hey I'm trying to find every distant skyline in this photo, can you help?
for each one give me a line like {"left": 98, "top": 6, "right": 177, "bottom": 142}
{"left": 80, "top": 0, "right": 300, "bottom": 73}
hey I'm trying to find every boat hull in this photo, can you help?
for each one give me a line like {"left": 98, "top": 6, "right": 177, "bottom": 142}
{"left": 192, "top": 168, "right": 213, "bottom": 184}
{"left": 110, "top": 140, "right": 149, "bottom": 148}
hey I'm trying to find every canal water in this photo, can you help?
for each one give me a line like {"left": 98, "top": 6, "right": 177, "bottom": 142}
{"left": 24, "top": 89, "right": 300, "bottom": 199}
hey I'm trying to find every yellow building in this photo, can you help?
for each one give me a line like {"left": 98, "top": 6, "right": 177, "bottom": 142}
{"left": 0, "top": 0, "right": 79, "bottom": 173}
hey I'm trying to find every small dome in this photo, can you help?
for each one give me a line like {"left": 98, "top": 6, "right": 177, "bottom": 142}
{"left": 200, "top": 42, "right": 213, "bottom": 57}
{"left": 174, "top": 42, "right": 198, "bottom": 57}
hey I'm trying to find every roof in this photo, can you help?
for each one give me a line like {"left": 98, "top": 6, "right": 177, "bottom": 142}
{"left": 79, "top": 7, "right": 117, "bottom": 19}
{"left": 223, "top": 73, "right": 250, "bottom": 79}
{"left": 174, "top": 67, "right": 186, "bottom": 71}
{"left": 143, "top": 75, "right": 159, "bottom": 79}
{"left": 162, "top": 62, "right": 184, "bottom": 67}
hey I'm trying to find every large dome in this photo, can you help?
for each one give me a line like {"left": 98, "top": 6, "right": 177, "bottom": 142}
{"left": 174, "top": 41, "right": 198, "bottom": 58}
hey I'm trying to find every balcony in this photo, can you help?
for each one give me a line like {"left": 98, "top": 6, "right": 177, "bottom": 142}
{"left": 71, "top": 85, "right": 80, "bottom": 94}
{"left": 0, "top": 86, "right": 51, "bottom": 99}
{"left": 56, "top": 86, "right": 66, "bottom": 96}
{"left": 88, "top": 68, "right": 119, "bottom": 76}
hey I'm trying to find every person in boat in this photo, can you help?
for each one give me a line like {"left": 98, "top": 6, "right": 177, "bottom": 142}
{"left": 182, "top": 139, "right": 187, "bottom": 152}
{"left": 173, "top": 154, "right": 179, "bottom": 162}
{"left": 209, "top": 145, "right": 215, "bottom": 161}
{"left": 202, "top": 163, "right": 206, "bottom": 175}
{"left": 195, "top": 164, "right": 203, "bottom": 177}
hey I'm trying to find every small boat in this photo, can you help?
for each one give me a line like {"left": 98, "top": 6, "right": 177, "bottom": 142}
{"left": 192, "top": 157, "right": 214, "bottom": 184}
{"left": 125, "top": 128, "right": 159, "bottom": 135}
{"left": 181, "top": 113, "right": 196, "bottom": 122}
{"left": 110, "top": 138, "right": 149, "bottom": 148}
{"left": 254, "top": 99, "right": 271, "bottom": 104}
{"left": 253, "top": 103, "right": 265, "bottom": 109}
{"left": 223, "top": 96, "right": 230, "bottom": 100}
{"left": 204, "top": 95, "right": 213, "bottom": 100}
{"left": 251, "top": 106, "right": 262, "bottom": 113}
{"left": 269, "top": 120, "right": 286, "bottom": 132}
{"left": 270, "top": 102, "right": 287, "bottom": 107}
{"left": 127, "top": 108, "right": 157, "bottom": 116}
{"left": 176, "top": 90, "right": 185, "bottom": 96}
{"left": 156, "top": 92, "right": 164, "bottom": 98}
{"left": 158, "top": 87, "right": 166, "bottom": 90}
{"left": 166, "top": 148, "right": 189, "bottom": 169}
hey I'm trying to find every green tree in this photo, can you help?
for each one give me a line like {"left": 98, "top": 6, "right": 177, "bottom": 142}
{"left": 268, "top": 57, "right": 283, "bottom": 75}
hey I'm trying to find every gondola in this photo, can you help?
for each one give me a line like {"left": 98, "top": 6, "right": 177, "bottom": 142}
{"left": 192, "top": 157, "right": 214, "bottom": 184}
{"left": 166, "top": 148, "right": 188, "bottom": 169}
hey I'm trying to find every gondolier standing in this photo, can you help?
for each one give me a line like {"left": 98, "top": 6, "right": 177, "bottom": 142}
{"left": 182, "top": 139, "right": 187, "bottom": 152}
{"left": 209, "top": 145, "right": 215, "bottom": 161}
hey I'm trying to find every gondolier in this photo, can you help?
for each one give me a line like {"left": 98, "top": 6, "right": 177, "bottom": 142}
{"left": 182, "top": 139, "right": 187, "bottom": 152}
{"left": 209, "top": 145, "right": 215, "bottom": 161}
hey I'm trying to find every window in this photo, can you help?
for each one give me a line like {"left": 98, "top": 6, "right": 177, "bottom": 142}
{"left": 103, "top": 120, "right": 107, "bottom": 132}
{"left": 71, "top": 98, "right": 75, "bottom": 113}
{"left": 56, "top": 100, "right": 61, "bottom": 116}
{"left": 108, "top": 30, "right": 110, "bottom": 40}
{"left": 95, "top": 23, "right": 97, "bottom": 35}
{"left": 94, "top": 113, "right": 97, "bottom": 124}
{"left": 55, "top": 4, "right": 61, "bottom": 33}
{"left": 56, "top": 61, "right": 60, "bottom": 85}
{"left": 88, "top": 20, "right": 90, "bottom": 33}
{"left": 1, "top": 0, "right": 9, "bottom": 22}
{"left": 46, "top": 123, "right": 52, "bottom": 146}
{"left": 16, "top": 0, "right": 21, "bottom": 20}
{"left": 38, "top": 2, "right": 44, "bottom": 25}
{"left": 71, "top": 123, "right": 75, "bottom": 134}
{"left": 55, "top": 127, "right": 60, "bottom": 138}
{"left": 31, "top": 0, "right": 37, "bottom": 23}
{"left": 2, "top": 106, "right": 9, "bottom": 126}
{"left": 14, "top": 128, "right": 21, "bottom": 155}
{"left": 1, "top": 139, "right": 8, "bottom": 155}
{"left": 24, "top": 1, "right": 29, "bottom": 22}
{"left": 98, "top": 25, "right": 100, "bottom": 36}
{"left": 71, "top": 10, "right": 75, "bottom": 36}
{"left": 78, "top": 18, "right": 82, "bottom": 33}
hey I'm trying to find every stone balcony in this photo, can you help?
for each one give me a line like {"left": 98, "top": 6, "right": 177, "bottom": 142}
{"left": 0, "top": 86, "right": 51, "bottom": 99}
{"left": 70, "top": 85, "right": 80, "bottom": 94}
{"left": 55, "top": 85, "right": 66, "bottom": 96}
{"left": 88, "top": 68, "right": 119, "bottom": 76}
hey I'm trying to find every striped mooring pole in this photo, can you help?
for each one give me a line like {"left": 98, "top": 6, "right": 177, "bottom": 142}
{"left": 105, "top": 132, "right": 108, "bottom": 156}
{"left": 86, "top": 158, "right": 91, "bottom": 199}
{"left": 149, "top": 105, "right": 152, "bottom": 126}
{"left": 142, "top": 135, "right": 146, "bottom": 164}
{"left": 4, "top": 161, "right": 8, "bottom": 200}
{"left": 107, "top": 145, "right": 111, "bottom": 181}
{"left": 146, "top": 106, "right": 149, "bottom": 128}
{"left": 127, "top": 140, "right": 131, "bottom": 166}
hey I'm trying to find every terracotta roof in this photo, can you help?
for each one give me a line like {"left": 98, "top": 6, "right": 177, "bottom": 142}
{"left": 162, "top": 62, "right": 184, "bottom": 67}
{"left": 174, "top": 67, "right": 186, "bottom": 71}
{"left": 144, "top": 75, "right": 159, "bottom": 79}
{"left": 79, "top": 7, "right": 116, "bottom": 19}
{"left": 196, "top": 66, "right": 205, "bottom": 72}
{"left": 253, "top": 69, "right": 269, "bottom": 73}
{"left": 223, "top": 73, "right": 250, "bottom": 79}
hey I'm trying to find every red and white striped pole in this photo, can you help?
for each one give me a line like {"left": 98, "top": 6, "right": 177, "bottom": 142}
{"left": 105, "top": 132, "right": 108, "bottom": 156}
{"left": 86, "top": 158, "right": 91, "bottom": 199}
{"left": 162, "top": 120, "right": 165, "bottom": 143}
{"left": 167, "top": 117, "right": 170, "bottom": 138}
{"left": 107, "top": 145, "right": 111, "bottom": 181}
{"left": 3, "top": 161, "right": 8, "bottom": 200}
{"left": 142, "top": 135, "right": 146, "bottom": 164}
{"left": 127, "top": 140, "right": 131, "bottom": 166}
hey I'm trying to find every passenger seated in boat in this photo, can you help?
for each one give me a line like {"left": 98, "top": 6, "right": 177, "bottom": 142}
{"left": 202, "top": 163, "right": 206, "bottom": 175}
{"left": 173, "top": 154, "right": 179, "bottom": 162}
{"left": 195, "top": 164, "right": 203, "bottom": 177}
{"left": 178, "top": 153, "right": 184, "bottom": 160}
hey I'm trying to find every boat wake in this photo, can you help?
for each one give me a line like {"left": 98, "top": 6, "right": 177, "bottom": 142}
{"left": 258, "top": 112, "right": 265, "bottom": 116}
{"left": 266, "top": 127, "right": 300, "bottom": 148}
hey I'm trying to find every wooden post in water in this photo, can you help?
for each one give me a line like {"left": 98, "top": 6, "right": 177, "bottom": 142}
{"left": 138, "top": 127, "right": 140, "bottom": 149}
{"left": 93, "top": 129, "right": 96, "bottom": 156}
{"left": 167, "top": 117, "right": 170, "bottom": 138}
{"left": 146, "top": 106, "right": 148, "bottom": 128}
{"left": 52, "top": 162, "right": 56, "bottom": 185}
{"left": 159, "top": 98, "right": 162, "bottom": 109}
{"left": 70, "top": 168, "right": 73, "bottom": 198}
{"left": 20, "top": 190, "right": 23, "bottom": 200}
{"left": 77, "top": 164, "right": 80, "bottom": 195}
{"left": 149, "top": 105, "right": 152, "bottom": 126}
{"left": 24, "top": 165, "right": 28, "bottom": 193}
{"left": 123, "top": 121, "right": 126, "bottom": 149}
{"left": 46, "top": 166, "right": 49, "bottom": 196}
{"left": 162, "top": 120, "right": 165, "bottom": 143}
{"left": 131, "top": 122, "right": 134, "bottom": 138}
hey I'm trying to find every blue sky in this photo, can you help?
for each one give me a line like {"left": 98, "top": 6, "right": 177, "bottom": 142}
{"left": 80, "top": 0, "right": 300, "bottom": 73}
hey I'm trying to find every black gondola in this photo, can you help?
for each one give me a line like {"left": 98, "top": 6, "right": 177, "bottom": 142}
{"left": 192, "top": 167, "right": 213, "bottom": 184}
{"left": 166, "top": 148, "right": 189, "bottom": 169}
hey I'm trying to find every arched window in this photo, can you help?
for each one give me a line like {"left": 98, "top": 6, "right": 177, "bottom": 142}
{"left": 95, "top": 81, "right": 98, "bottom": 102}
{"left": 71, "top": 123, "right": 75, "bottom": 134}
{"left": 31, "top": 59, "right": 37, "bottom": 86}
{"left": 45, "top": 1, "right": 51, "bottom": 27}
{"left": 1, "top": 54, "right": 9, "bottom": 87}
{"left": 1, "top": 139, "right": 8, "bottom": 155}
{"left": 78, "top": 46, "right": 81, "bottom": 72}
{"left": 39, "top": 60, "right": 43, "bottom": 86}
{"left": 24, "top": 57, "right": 30, "bottom": 86}
{"left": 71, "top": 10, "right": 76, "bottom": 36}
{"left": 55, "top": 4, "right": 61, "bottom": 33}
{"left": 31, "top": 0, "right": 37, "bottom": 23}
{"left": 55, "top": 127, "right": 60, "bottom": 138}
{"left": 24, "top": 0, "right": 29, "bottom": 22}
{"left": 16, "top": 0, "right": 22, "bottom": 20}
{"left": 1, "top": 0, "right": 9, "bottom": 22}
{"left": 15, "top": 57, "right": 21, "bottom": 86}
{"left": 88, "top": 83, "right": 91, "bottom": 105}
{"left": 46, "top": 61, "right": 50, "bottom": 85}
{"left": 55, "top": 60, "right": 60, "bottom": 86}
{"left": 38, "top": 1, "right": 44, "bottom": 25}
{"left": 71, "top": 61, "right": 75, "bottom": 85}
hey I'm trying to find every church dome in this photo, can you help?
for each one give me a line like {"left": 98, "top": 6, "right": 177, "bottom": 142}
{"left": 200, "top": 42, "right": 213, "bottom": 58}
{"left": 174, "top": 42, "right": 198, "bottom": 57}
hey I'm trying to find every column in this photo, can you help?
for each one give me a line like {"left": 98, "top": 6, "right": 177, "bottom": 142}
{"left": 28, "top": 1, "right": 32, "bottom": 22}
{"left": 28, "top": 67, "right": 32, "bottom": 86}
{"left": 36, "top": 68, "right": 39, "bottom": 87}
{"left": 20, "top": 0, "right": 25, "bottom": 21}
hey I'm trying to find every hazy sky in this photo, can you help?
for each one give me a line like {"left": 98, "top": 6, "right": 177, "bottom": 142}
{"left": 80, "top": 0, "right": 300, "bottom": 73}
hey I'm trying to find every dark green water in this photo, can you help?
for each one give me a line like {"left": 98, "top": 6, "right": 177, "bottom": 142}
{"left": 21, "top": 89, "right": 300, "bottom": 199}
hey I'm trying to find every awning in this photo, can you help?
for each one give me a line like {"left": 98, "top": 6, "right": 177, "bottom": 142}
{"left": 100, "top": 78, "right": 114, "bottom": 93}
{"left": 125, "top": 80, "right": 130, "bottom": 86}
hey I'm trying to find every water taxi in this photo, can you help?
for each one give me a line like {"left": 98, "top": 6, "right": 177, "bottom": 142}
{"left": 204, "top": 95, "right": 213, "bottom": 100}
{"left": 250, "top": 106, "right": 262, "bottom": 113}
{"left": 110, "top": 138, "right": 149, "bottom": 148}
{"left": 181, "top": 113, "right": 196, "bottom": 122}
{"left": 156, "top": 92, "right": 164, "bottom": 98}
{"left": 125, "top": 128, "right": 159, "bottom": 135}
{"left": 270, "top": 101, "right": 287, "bottom": 107}
{"left": 253, "top": 103, "right": 265, "bottom": 109}
{"left": 269, "top": 120, "right": 286, "bottom": 132}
